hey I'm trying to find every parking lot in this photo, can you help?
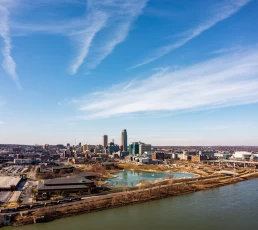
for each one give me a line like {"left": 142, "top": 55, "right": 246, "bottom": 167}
{"left": 0, "top": 166, "right": 28, "bottom": 176}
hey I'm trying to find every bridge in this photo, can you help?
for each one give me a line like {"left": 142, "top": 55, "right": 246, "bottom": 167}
{"left": 202, "top": 159, "right": 258, "bottom": 168}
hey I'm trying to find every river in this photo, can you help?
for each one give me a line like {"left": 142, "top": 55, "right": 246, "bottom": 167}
{"left": 5, "top": 179, "right": 258, "bottom": 230}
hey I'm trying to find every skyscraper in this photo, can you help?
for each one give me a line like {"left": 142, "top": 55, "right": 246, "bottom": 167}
{"left": 121, "top": 129, "right": 128, "bottom": 152}
{"left": 102, "top": 135, "right": 108, "bottom": 148}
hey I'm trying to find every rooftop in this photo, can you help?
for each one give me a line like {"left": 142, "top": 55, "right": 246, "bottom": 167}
{"left": 38, "top": 183, "right": 89, "bottom": 191}
{"left": 43, "top": 176, "right": 93, "bottom": 186}
{"left": 0, "top": 176, "right": 21, "bottom": 189}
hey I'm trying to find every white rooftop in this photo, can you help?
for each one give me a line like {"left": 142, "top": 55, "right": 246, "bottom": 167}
{"left": 233, "top": 151, "right": 252, "bottom": 158}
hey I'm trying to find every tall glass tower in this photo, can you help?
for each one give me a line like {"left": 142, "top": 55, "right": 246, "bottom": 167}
{"left": 102, "top": 135, "right": 108, "bottom": 148}
{"left": 121, "top": 129, "right": 127, "bottom": 151}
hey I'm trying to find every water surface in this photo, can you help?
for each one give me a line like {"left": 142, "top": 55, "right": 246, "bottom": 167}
{"left": 107, "top": 170, "right": 195, "bottom": 187}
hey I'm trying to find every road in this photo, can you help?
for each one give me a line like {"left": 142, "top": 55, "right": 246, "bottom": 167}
{"left": 27, "top": 166, "right": 39, "bottom": 180}
{"left": 21, "top": 181, "right": 37, "bottom": 204}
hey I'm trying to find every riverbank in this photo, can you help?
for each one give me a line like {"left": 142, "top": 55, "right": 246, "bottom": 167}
{"left": 9, "top": 170, "right": 258, "bottom": 227}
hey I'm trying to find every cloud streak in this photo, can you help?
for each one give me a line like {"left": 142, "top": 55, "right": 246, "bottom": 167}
{"left": 130, "top": 0, "right": 251, "bottom": 69}
{"left": 69, "top": 11, "right": 108, "bottom": 75}
{"left": 11, "top": 19, "right": 85, "bottom": 36}
{"left": 72, "top": 46, "right": 258, "bottom": 119}
{"left": 70, "top": 0, "right": 148, "bottom": 74}
{"left": 210, "top": 46, "right": 242, "bottom": 55}
{"left": 0, "top": 4, "right": 21, "bottom": 89}
{"left": 6, "top": 0, "right": 148, "bottom": 75}
{"left": 0, "top": 121, "right": 5, "bottom": 125}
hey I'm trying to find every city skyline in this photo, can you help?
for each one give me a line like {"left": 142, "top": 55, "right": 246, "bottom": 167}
{"left": 0, "top": 0, "right": 258, "bottom": 145}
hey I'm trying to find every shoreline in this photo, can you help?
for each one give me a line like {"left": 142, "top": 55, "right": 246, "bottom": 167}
{"left": 116, "top": 162, "right": 209, "bottom": 177}
{"left": 110, "top": 168, "right": 199, "bottom": 177}
{"left": 8, "top": 171, "right": 258, "bottom": 227}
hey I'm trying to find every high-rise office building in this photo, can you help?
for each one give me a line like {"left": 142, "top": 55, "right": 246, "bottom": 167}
{"left": 139, "top": 143, "right": 151, "bottom": 155}
{"left": 102, "top": 135, "right": 108, "bottom": 148}
{"left": 121, "top": 129, "right": 128, "bottom": 152}
{"left": 129, "top": 142, "right": 139, "bottom": 154}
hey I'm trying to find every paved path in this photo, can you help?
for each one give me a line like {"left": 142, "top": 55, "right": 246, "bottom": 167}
{"left": 9, "top": 191, "right": 22, "bottom": 203}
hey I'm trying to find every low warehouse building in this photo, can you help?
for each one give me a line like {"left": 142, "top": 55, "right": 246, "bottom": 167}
{"left": 37, "top": 175, "right": 95, "bottom": 196}
{"left": 0, "top": 176, "right": 22, "bottom": 191}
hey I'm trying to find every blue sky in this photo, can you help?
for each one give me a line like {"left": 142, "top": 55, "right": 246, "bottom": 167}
{"left": 0, "top": 0, "right": 258, "bottom": 145}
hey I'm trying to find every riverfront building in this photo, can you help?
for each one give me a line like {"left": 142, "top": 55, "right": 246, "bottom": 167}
{"left": 37, "top": 175, "right": 95, "bottom": 196}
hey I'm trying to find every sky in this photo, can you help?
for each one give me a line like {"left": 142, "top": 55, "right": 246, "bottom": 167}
{"left": 0, "top": 0, "right": 258, "bottom": 146}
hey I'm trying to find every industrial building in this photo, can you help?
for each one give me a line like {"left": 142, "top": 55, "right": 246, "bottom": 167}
{"left": 14, "top": 159, "right": 33, "bottom": 165}
{"left": 37, "top": 175, "right": 95, "bottom": 196}
{"left": 0, "top": 176, "right": 22, "bottom": 191}
{"left": 231, "top": 151, "right": 252, "bottom": 161}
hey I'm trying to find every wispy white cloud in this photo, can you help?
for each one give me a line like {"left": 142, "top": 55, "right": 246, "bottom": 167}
{"left": 9, "top": 0, "right": 148, "bottom": 75}
{"left": 69, "top": 10, "right": 108, "bottom": 75}
{"left": 86, "top": 21, "right": 131, "bottom": 71}
{"left": 72, "top": 46, "right": 258, "bottom": 119}
{"left": 0, "top": 4, "right": 21, "bottom": 89}
{"left": 210, "top": 46, "right": 242, "bottom": 55}
{"left": 11, "top": 19, "right": 85, "bottom": 36}
{"left": 130, "top": 0, "right": 251, "bottom": 69}
{"left": 70, "top": 0, "right": 148, "bottom": 74}
{"left": 0, "top": 121, "right": 5, "bottom": 125}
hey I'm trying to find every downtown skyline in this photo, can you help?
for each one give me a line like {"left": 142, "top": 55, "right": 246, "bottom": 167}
{"left": 0, "top": 0, "right": 258, "bottom": 145}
